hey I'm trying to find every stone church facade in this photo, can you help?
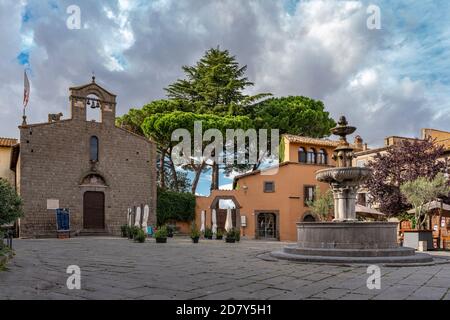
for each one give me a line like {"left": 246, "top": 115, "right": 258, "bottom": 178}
{"left": 12, "top": 78, "right": 157, "bottom": 238}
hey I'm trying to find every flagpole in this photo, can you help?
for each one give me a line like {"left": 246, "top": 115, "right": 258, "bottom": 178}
{"left": 22, "top": 105, "right": 27, "bottom": 126}
{"left": 22, "top": 69, "right": 29, "bottom": 126}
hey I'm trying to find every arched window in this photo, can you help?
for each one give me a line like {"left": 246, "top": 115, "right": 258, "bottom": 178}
{"left": 303, "top": 213, "right": 316, "bottom": 222}
{"left": 307, "top": 148, "right": 316, "bottom": 164}
{"left": 298, "top": 147, "right": 307, "bottom": 163}
{"left": 90, "top": 136, "right": 99, "bottom": 162}
{"left": 317, "top": 149, "right": 327, "bottom": 164}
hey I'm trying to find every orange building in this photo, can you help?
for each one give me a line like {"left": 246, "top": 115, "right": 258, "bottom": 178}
{"left": 195, "top": 135, "right": 364, "bottom": 241}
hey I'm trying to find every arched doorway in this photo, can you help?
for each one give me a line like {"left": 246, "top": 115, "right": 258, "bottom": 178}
{"left": 256, "top": 212, "right": 278, "bottom": 240}
{"left": 83, "top": 191, "right": 105, "bottom": 229}
{"left": 209, "top": 196, "right": 241, "bottom": 231}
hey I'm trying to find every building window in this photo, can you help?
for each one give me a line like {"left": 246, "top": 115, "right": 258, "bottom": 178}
{"left": 307, "top": 148, "right": 316, "bottom": 164}
{"left": 304, "top": 185, "right": 316, "bottom": 205}
{"left": 357, "top": 193, "right": 367, "bottom": 206}
{"left": 264, "top": 181, "right": 275, "bottom": 193}
{"left": 90, "top": 136, "right": 99, "bottom": 162}
{"left": 356, "top": 160, "right": 367, "bottom": 167}
{"left": 317, "top": 149, "right": 327, "bottom": 164}
{"left": 298, "top": 147, "right": 307, "bottom": 163}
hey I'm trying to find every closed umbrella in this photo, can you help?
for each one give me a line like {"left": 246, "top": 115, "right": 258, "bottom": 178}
{"left": 225, "top": 208, "right": 233, "bottom": 232}
{"left": 134, "top": 206, "right": 141, "bottom": 228}
{"left": 200, "top": 210, "right": 206, "bottom": 233}
{"left": 127, "top": 207, "right": 133, "bottom": 227}
{"left": 142, "top": 204, "right": 149, "bottom": 233}
{"left": 212, "top": 209, "right": 217, "bottom": 235}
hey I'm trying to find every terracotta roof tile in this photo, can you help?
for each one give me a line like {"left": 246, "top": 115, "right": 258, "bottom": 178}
{"left": 283, "top": 134, "right": 341, "bottom": 147}
{"left": 283, "top": 134, "right": 362, "bottom": 149}
{"left": 0, "top": 137, "right": 17, "bottom": 147}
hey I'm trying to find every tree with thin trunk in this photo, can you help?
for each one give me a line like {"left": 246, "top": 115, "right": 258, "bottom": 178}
{"left": 400, "top": 173, "right": 450, "bottom": 230}
{"left": 305, "top": 187, "right": 334, "bottom": 221}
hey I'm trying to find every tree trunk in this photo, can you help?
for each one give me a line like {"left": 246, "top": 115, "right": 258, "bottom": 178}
{"left": 168, "top": 147, "right": 179, "bottom": 192}
{"left": 210, "top": 162, "right": 219, "bottom": 191}
{"left": 191, "top": 162, "right": 205, "bottom": 194}
{"left": 159, "top": 149, "right": 166, "bottom": 190}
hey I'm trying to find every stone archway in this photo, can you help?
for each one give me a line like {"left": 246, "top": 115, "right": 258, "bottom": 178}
{"left": 209, "top": 196, "right": 241, "bottom": 231}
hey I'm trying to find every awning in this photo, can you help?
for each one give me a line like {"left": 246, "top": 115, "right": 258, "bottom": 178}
{"left": 407, "top": 200, "right": 450, "bottom": 214}
{"left": 355, "top": 204, "right": 385, "bottom": 219}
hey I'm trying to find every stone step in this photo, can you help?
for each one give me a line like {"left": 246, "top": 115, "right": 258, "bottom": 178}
{"left": 271, "top": 250, "right": 434, "bottom": 264}
{"left": 283, "top": 245, "right": 416, "bottom": 257}
{"left": 77, "top": 229, "right": 111, "bottom": 237}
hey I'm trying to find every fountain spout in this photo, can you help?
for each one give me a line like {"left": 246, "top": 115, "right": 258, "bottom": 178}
{"left": 315, "top": 116, "right": 371, "bottom": 222}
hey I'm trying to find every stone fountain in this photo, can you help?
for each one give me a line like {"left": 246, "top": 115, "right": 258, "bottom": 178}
{"left": 272, "top": 116, "right": 432, "bottom": 264}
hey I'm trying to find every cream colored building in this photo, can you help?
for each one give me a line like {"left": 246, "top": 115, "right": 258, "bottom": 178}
{"left": 0, "top": 137, "right": 18, "bottom": 187}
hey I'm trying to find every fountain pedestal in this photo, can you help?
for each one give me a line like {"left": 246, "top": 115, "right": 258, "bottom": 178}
{"left": 271, "top": 116, "right": 433, "bottom": 264}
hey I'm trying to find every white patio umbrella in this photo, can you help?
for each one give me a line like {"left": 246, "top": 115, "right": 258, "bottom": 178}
{"left": 127, "top": 207, "right": 133, "bottom": 227}
{"left": 225, "top": 208, "right": 233, "bottom": 232}
{"left": 142, "top": 205, "right": 149, "bottom": 233}
{"left": 211, "top": 209, "right": 217, "bottom": 235}
{"left": 200, "top": 210, "right": 206, "bottom": 233}
{"left": 134, "top": 206, "right": 141, "bottom": 228}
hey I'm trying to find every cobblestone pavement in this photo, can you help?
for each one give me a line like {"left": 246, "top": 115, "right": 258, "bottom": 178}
{"left": 1, "top": 237, "right": 450, "bottom": 300}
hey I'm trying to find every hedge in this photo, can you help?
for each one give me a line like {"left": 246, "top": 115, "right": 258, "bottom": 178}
{"left": 156, "top": 188, "right": 195, "bottom": 226}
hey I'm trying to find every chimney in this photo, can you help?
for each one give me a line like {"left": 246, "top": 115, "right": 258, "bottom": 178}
{"left": 354, "top": 135, "right": 363, "bottom": 150}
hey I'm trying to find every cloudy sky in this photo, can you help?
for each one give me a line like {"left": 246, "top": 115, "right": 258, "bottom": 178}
{"left": 1, "top": 0, "right": 450, "bottom": 194}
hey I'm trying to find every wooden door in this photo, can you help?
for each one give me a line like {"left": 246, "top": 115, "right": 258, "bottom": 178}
{"left": 83, "top": 191, "right": 105, "bottom": 229}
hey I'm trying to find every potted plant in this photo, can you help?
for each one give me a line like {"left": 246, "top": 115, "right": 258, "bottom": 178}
{"left": 225, "top": 228, "right": 236, "bottom": 243}
{"left": 166, "top": 225, "right": 174, "bottom": 238}
{"left": 134, "top": 229, "right": 146, "bottom": 243}
{"left": 190, "top": 226, "right": 201, "bottom": 243}
{"left": 120, "top": 224, "right": 128, "bottom": 238}
{"left": 235, "top": 228, "right": 241, "bottom": 242}
{"left": 130, "top": 226, "right": 140, "bottom": 240}
{"left": 204, "top": 227, "right": 213, "bottom": 239}
{"left": 216, "top": 229, "right": 223, "bottom": 240}
{"left": 154, "top": 226, "right": 168, "bottom": 243}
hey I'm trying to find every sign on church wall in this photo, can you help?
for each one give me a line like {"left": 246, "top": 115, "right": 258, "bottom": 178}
{"left": 47, "top": 199, "right": 60, "bottom": 210}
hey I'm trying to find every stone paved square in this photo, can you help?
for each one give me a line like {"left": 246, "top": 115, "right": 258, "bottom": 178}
{"left": 1, "top": 237, "right": 450, "bottom": 300}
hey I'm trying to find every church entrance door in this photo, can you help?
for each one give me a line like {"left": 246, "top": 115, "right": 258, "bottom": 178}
{"left": 83, "top": 191, "right": 105, "bottom": 229}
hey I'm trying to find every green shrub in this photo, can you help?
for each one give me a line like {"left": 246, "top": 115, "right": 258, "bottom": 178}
{"left": 157, "top": 188, "right": 195, "bottom": 225}
{"left": 120, "top": 225, "right": 128, "bottom": 237}
{"left": 154, "top": 226, "right": 168, "bottom": 238}
{"left": 190, "top": 225, "right": 201, "bottom": 239}
{"left": 216, "top": 229, "right": 223, "bottom": 238}
{"left": 0, "top": 179, "right": 23, "bottom": 226}
{"left": 134, "top": 229, "right": 146, "bottom": 243}
{"left": 235, "top": 229, "right": 240, "bottom": 242}
{"left": 225, "top": 228, "right": 235, "bottom": 240}
{"left": 226, "top": 228, "right": 240, "bottom": 241}
{"left": 204, "top": 228, "right": 213, "bottom": 239}
{"left": 130, "top": 226, "right": 140, "bottom": 239}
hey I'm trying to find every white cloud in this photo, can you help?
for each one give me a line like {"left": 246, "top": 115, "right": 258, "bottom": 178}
{"left": 0, "top": 0, "right": 448, "bottom": 148}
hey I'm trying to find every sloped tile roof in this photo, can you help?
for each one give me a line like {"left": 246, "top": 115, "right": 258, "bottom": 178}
{"left": 0, "top": 137, "right": 18, "bottom": 147}
{"left": 283, "top": 134, "right": 340, "bottom": 147}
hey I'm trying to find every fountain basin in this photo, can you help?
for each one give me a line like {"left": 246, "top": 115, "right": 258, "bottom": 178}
{"left": 271, "top": 222, "right": 433, "bottom": 264}
{"left": 316, "top": 167, "right": 372, "bottom": 184}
